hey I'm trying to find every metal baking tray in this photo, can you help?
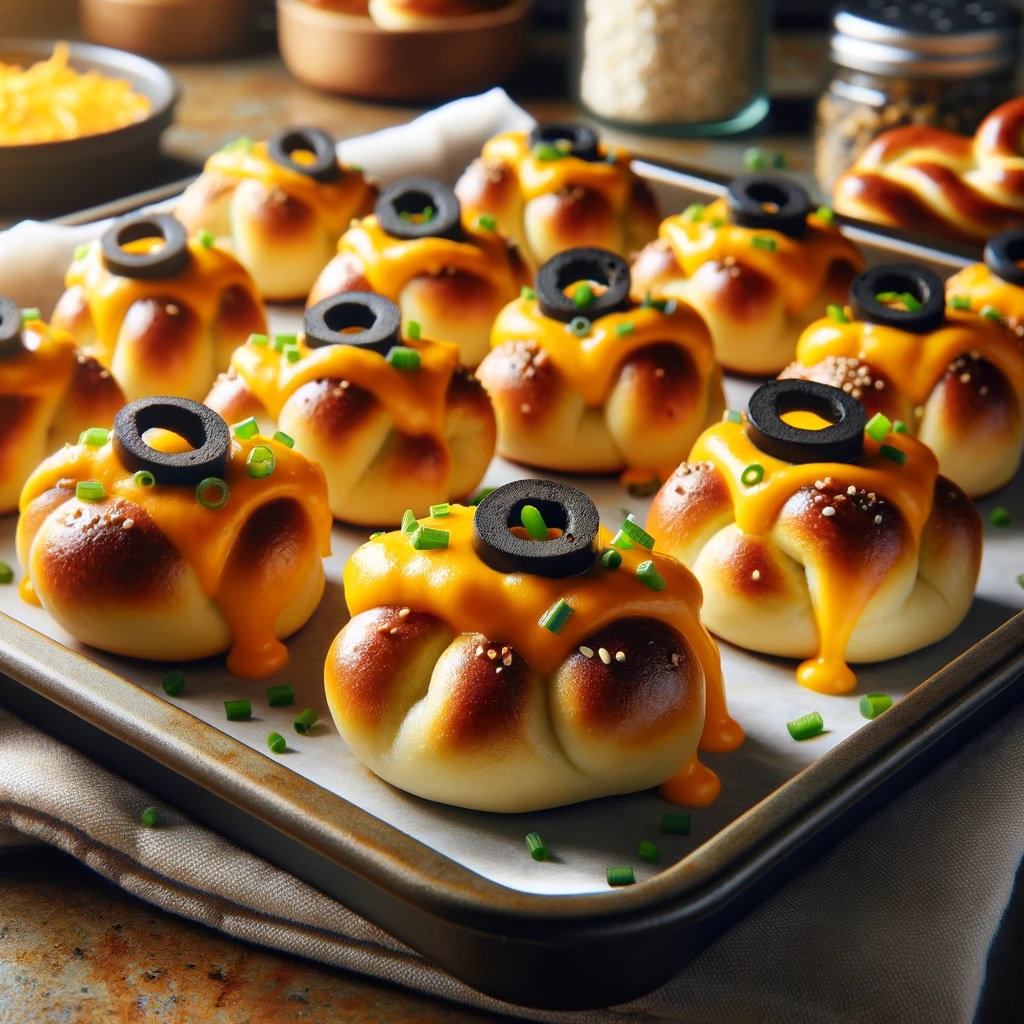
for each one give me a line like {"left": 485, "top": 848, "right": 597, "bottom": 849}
{"left": 1, "top": 161, "right": 1022, "bottom": 1010}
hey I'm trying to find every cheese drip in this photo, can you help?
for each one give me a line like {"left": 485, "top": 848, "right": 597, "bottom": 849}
{"left": 658, "top": 197, "right": 864, "bottom": 315}
{"left": 18, "top": 434, "right": 332, "bottom": 677}
{"left": 690, "top": 418, "right": 939, "bottom": 694}
{"left": 490, "top": 297, "right": 715, "bottom": 408}
{"left": 344, "top": 505, "right": 742, "bottom": 804}
{"left": 945, "top": 261, "right": 1024, "bottom": 324}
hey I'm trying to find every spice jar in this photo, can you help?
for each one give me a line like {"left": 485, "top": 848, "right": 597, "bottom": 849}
{"left": 814, "top": 0, "right": 1021, "bottom": 195}
{"left": 572, "top": 0, "right": 769, "bottom": 136}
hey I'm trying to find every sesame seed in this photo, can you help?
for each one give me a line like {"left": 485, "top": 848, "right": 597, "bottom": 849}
{"left": 377, "top": 625, "right": 390, "bottom": 634}
{"left": 495, "top": 666, "right": 503, "bottom": 674}
{"left": 874, "top": 515, "right": 882, "bottom": 524}
{"left": 122, "top": 519, "right": 134, "bottom": 529}
{"left": 579, "top": 645, "right": 594, "bottom": 658}
{"left": 751, "top": 569, "right": 761, "bottom": 580}
{"left": 598, "top": 647, "right": 612, "bottom": 665}
{"left": 822, "top": 506, "right": 836, "bottom": 517}
{"left": 398, "top": 607, "right": 410, "bottom": 618}
{"left": 389, "top": 627, "right": 399, "bottom": 635}
{"left": 814, "top": 480, "right": 825, "bottom": 490}
{"left": 615, "top": 651, "right": 626, "bottom": 663}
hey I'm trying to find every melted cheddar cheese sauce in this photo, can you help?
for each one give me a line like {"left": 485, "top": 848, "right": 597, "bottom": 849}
{"left": 344, "top": 504, "right": 742, "bottom": 804}
{"left": 490, "top": 297, "right": 715, "bottom": 408}
{"left": 691, "top": 417, "right": 939, "bottom": 694}
{"left": 18, "top": 433, "right": 332, "bottom": 677}
{"left": 658, "top": 198, "right": 864, "bottom": 316}
{"left": 795, "top": 308, "right": 1024, "bottom": 404}
{"left": 945, "top": 262, "right": 1024, "bottom": 325}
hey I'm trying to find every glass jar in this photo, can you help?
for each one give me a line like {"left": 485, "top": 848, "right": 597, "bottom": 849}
{"left": 814, "top": 0, "right": 1020, "bottom": 195}
{"left": 572, "top": 0, "right": 769, "bottom": 137}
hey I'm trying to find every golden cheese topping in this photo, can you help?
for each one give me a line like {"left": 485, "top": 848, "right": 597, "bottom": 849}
{"left": 230, "top": 331, "right": 461, "bottom": 439}
{"left": 945, "top": 262, "right": 1024, "bottom": 324}
{"left": 0, "top": 317, "right": 76, "bottom": 403}
{"left": 795, "top": 308, "right": 1024, "bottom": 404}
{"left": 659, "top": 198, "right": 864, "bottom": 315}
{"left": 19, "top": 433, "right": 332, "bottom": 677}
{"left": 490, "top": 296, "right": 715, "bottom": 408}
{"left": 691, "top": 417, "right": 939, "bottom": 694}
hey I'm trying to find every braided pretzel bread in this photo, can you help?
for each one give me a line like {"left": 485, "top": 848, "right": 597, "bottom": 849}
{"left": 325, "top": 480, "right": 742, "bottom": 812}
{"left": 832, "top": 96, "right": 1024, "bottom": 246}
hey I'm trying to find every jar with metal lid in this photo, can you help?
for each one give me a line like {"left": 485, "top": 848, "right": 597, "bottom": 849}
{"left": 814, "top": 0, "right": 1021, "bottom": 195}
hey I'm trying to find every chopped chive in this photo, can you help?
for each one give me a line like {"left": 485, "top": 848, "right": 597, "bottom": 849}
{"left": 573, "top": 283, "right": 594, "bottom": 307}
{"left": 815, "top": 205, "right": 835, "bottom": 222}
{"left": 476, "top": 213, "right": 496, "bottom": 231}
{"left": 990, "top": 506, "right": 1011, "bottom": 527}
{"left": 232, "top": 416, "right": 259, "bottom": 440}
{"left": 0, "top": 562, "right": 14, "bottom": 585}
{"left": 865, "top": 412, "right": 892, "bottom": 442}
{"left": 285, "top": 347, "right": 302, "bottom": 363}
{"left": 273, "top": 333, "right": 297, "bottom": 352}
{"left": 197, "top": 229, "right": 215, "bottom": 249}
{"left": 20, "top": 308, "right": 41, "bottom": 322}
{"left": 569, "top": 316, "right": 591, "bottom": 338}
{"left": 661, "top": 812, "right": 691, "bottom": 835}
{"left": 636, "top": 560, "right": 666, "bottom": 591}
{"left": 787, "top": 710, "right": 824, "bottom": 740}
{"left": 615, "top": 321, "right": 635, "bottom": 336}
{"left": 411, "top": 525, "right": 450, "bottom": 550}
{"left": 743, "top": 147, "right": 767, "bottom": 171}
{"left": 637, "top": 840, "right": 661, "bottom": 863}
{"left": 272, "top": 430, "right": 294, "bottom": 448}
{"left": 248, "top": 332, "right": 269, "bottom": 346}
{"left": 949, "top": 295, "right": 971, "bottom": 311}
{"left": 532, "top": 142, "right": 567, "bottom": 161}
{"left": 520, "top": 503, "right": 548, "bottom": 541}
{"left": 1017, "top": 573, "right": 1024, "bottom": 590}
{"left": 429, "top": 502, "right": 450, "bottom": 518}
{"left": 76, "top": 480, "right": 105, "bottom": 502}
{"left": 161, "top": 669, "right": 185, "bottom": 697}
{"left": 682, "top": 202, "right": 706, "bottom": 222}
{"left": 267, "top": 732, "right": 287, "bottom": 754}
{"left": 401, "top": 508, "right": 418, "bottom": 533}
{"left": 133, "top": 469, "right": 156, "bottom": 488}
{"left": 405, "top": 320, "right": 421, "bottom": 341}
{"left": 981, "top": 305, "right": 1003, "bottom": 321}
{"left": 826, "top": 303, "right": 849, "bottom": 323}
{"left": 607, "top": 866, "right": 635, "bottom": 887}
{"left": 874, "top": 291, "right": 899, "bottom": 302}
{"left": 470, "top": 485, "right": 495, "bottom": 505}
{"left": 387, "top": 345, "right": 422, "bottom": 371}
{"left": 368, "top": 531, "right": 385, "bottom": 539}
{"left": 293, "top": 707, "right": 320, "bottom": 734}
{"left": 709, "top": 216, "right": 726, "bottom": 228}
{"left": 265, "top": 683, "right": 295, "bottom": 707}
{"left": 750, "top": 236, "right": 776, "bottom": 252}
{"left": 539, "top": 597, "right": 573, "bottom": 634}
{"left": 611, "top": 529, "right": 634, "bottom": 550}
{"left": 600, "top": 547, "right": 622, "bottom": 569}
{"left": 139, "top": 806, "right": 162, "bottom": 827}
{"left": 520, "top": 285, "right": 536, "bottom": 301}
{"left": 740, "top": 463, "right": 764, "bottom": 487}
{"left": 79, "top": 427, "right": 109, "bottom": 446}
{"left": 859, "top": 692, "right": 893, "bottom": 719}
{"left": 221, "top": 135, "right": 253, "bottom": 152}
{"left": 724, "top": 409, "right": 742, "bottom": 424}
{"left": 879, "top": 444, "right": 907, "bottom": 466}
{"left": 900, "top": 292, "right": 922, "bottom": 312}
{"left": 246, "top": 445, "right": 275, "bottom": 478}
{"left": 620, "top": 513, "right": 655, "bottom": 550}
{"left": 74, "top": 243, "right": 91, "bottom": 261}
{"left": 224, "top": 698, "right": 252, "bottom": 721}
{"left": 196, "top": 477, "right": 230, "bottom": 509}
{"left": 524, "top": 832, "right": 549, "bottom": 861}
{"left": 892, "top": 420, "right": 909, "bottom": 434}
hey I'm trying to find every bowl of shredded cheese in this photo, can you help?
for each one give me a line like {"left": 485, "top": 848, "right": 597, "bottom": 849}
{"left": 0, "top": 39, "right": 176, "bottom": 217}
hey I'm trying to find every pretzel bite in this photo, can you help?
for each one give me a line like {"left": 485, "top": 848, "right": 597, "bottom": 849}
{"left": 16, "top": 397, "right": 331, "bottom": 677}
{"left": 781, "top": 263, "right": 1024, "bottom": 497}
{"left": 50, "top": 213, "right": 266, "bottom": 405}
{"left": 649, "top": 380, "right": 982, "bottom": 695}
{"left": 325, "top": 479, "right": 742, "bottom": 812}
{"left": 631, "top": 175, "right": 864, "bottom": 376}
{"left": 945, "top": 229, "right": 1024, "bottom": 340}
{"left": 833, "top": 97, "right": 1024, "bottom": 247}
{"left": 0, "top": 299, "right": 125, "bottom": 514}
{"left": 175, "top": 127, "right": 376, "bottom": 302}
{"left": 307, "top": 176, "right": 528, "bottom": 367}
{"left": 476, "top": 247, "right": 724, "bottom": 477}
{"left": 455, "top": 124, "right": 660, "bottom": 271}
{"left": 204, "top": 292, "right": 494, "bottom": 526}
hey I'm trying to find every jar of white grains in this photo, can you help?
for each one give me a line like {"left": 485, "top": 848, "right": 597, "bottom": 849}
{"left": 573, "top": 0, "right": 769, "bottom": 135}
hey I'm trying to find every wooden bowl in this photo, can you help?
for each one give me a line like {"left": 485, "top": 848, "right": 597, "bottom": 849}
{"left": 276, "top": 0, "right": 530, "bottom": 101}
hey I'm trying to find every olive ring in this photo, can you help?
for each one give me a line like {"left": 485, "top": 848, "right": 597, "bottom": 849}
{"left": 472, "top": 478, "right": 600, "bottom": 578}
{"left": 983, "top": 229, "right": 1024, "bottom": 288}
{"left": 746, "top": 379, "right": 866, "bottom": 465}
{"left": 528, "top": 123, "right": 601, "bottom": 162}
{"left": 848, "top": 263, "right": 946, "bottom": 334}
{"left": 112, "top": 396, "right": 231, "bottom": 486}
{"left": 267, "top": 126, "right": 340, "bottom": 184}
{"left": 304, "top": 292, "right": 402, "bottom": 356}
{"left": 0, "top": 296, "right": 26, "bottom": 359}
{"left": 726, "top": 174, "right": 810, "bottom": 239}
{"left": 100, "top": 213, "right": 191, "bottom": 281}
{"left": 535, "top": 247, "right": 631, "bottom": 323}
{"left": 375, "top": 177, "right": 463, "bottom": 242}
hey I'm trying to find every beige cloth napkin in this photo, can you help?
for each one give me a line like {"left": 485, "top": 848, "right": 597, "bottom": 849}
{"left": 0, "top": 89, "right": 1022, "bottom": 1022}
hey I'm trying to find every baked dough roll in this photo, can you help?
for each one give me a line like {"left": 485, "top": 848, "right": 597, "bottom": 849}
{"left": 0, "top": 298, "right": 125, "bottom": 514}
{"left": 307, "top": 176, "right": 529, "bottom": 367}
{"left": 630, "top": 175, "right": 865, "bottom": 376}
{"left": 454, "top": 123, "right": 660, "bottom": 270}
{"left": 648, "top": 379, "right": 982, "bottom": 695}
{"left": 781, "top": 263, "right": 1024, "bottom": 497}
{"left": 325, "top": 478, "right": 743, "bottom": 812}
{"left": 50, "top": 213, "right": 267, "bottom": 404}
{"left": 204, "top": 292, "right": 494, "bottom": 526}
{"left": 175, "top": 126, "right": 377, "bottom": 302}
{"left": 16, "top": 397, "right": 331, "bottom": 677}
{"left": 476, "top": 247, "right": 725, "bottom": 477}
{"left": 945, "top": 229, "right": 1024, "bottom": 336}
{"left": 832, "top": 97, "right": 1024, "bottom": 247}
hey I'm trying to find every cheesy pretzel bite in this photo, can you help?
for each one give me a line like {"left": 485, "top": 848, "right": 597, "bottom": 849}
{"left": 176, "top": 127, "right": 377, "bottom": 302}
{"left": 476, "top": 247, "right": 725, "bottom": 477}
{"left": 781, "top": 263, "right": 1024, "bottom": 497}
{"left": 455, "top": 124, "right": 660, "bottom": 270}
{"left": 204, "top": 292, "right": 494, "bottom": 526}
{"left": 307, "top": 176, "right": 529, "bottom": 367}
{"left": 945, "top": 229, "right": 1024, "bottom": 337}
{"left": 16, "top": 397, "right": 331, "bottom": 678}
{"left": 50, "top": 213, "right": 267, "bottom": 404}
{"left": 0, "top": 299, "right": 125, "bottom": 514}
{"left": 648, "top": 380, "right": 982, "bottom": 695}
{"left": 631, "top": 175, "right": 864, "bottom": 376}
{"left": 325, "top": 479, "right": 743, "bottom": 812}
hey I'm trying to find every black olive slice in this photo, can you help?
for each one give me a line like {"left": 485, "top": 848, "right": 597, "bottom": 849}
{"left": 266, "top": 126, "right": 341, "bottom": 184}
{"left": 0, "top": 296, "right": 25, "bottom": 359}
{"left": 112, "top": 396, "right": 231, "bottom": 486}
{"left": 528, "top": 123, "right": 601, "bottom": 162}
{"left": 746, "top": 379, "right": 866, "bottom": 465}
{"left": 472, "top": 478, "right": 600, "bottom": 578}
{"left": 535, "top": 247, "right": 631, "bottom": 323}
{"left": 983, "top": 229, "right": 1024, "bottom": 288}
{"left": 375, "top": 177, "right": 462, "bottom": 242}
{"left": 304, "top": 292, "right": 402, "bottom": 356}
{"left": 848, "top": 263, "right": 945, "bottom": 334}
{"left": 726, "top": 174, "right": 810, "bottom": 239}
{"left": 100, "top": 213, "right": 191, "bottom": 281}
